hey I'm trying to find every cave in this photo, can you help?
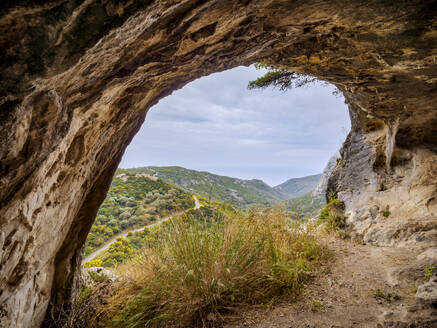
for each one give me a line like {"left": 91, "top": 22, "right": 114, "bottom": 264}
{"left": 0, "top": 1, "right": 436, "bottom": 327}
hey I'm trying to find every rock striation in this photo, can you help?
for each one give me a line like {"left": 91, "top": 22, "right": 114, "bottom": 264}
{"left": 0, "top": 1, "right": 436, "bottom": 327}
{"left": 312, "top": 152, "right": 339, "bottom": 199}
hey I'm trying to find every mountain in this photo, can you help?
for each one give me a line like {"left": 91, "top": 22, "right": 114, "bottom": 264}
{"left": 125, "top": 166, "right": 287, "bottom": 207}
{"left": 279, "top": 153, "right": 340, "bottom": 220}
{"left": 273, "top": 173, "right": 322, "bottom": 198}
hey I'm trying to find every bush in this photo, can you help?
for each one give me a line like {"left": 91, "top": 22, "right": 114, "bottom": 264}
{"left": 92, "top": 209, "right": 328, "bottom": 327}
{"left": 84, "top": 259, "right": 103, "bottom": 268}
{"left": 318, "top": 193, "right": 346, "bottom": 233}
{"left": 336, "top": 158, "right": 345, "bottom": 167}
{"left": 88, "top": 271, "right": 111, "bottom": 284}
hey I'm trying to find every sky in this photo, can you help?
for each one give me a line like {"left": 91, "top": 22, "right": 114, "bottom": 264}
{"left": 119, "top": 65, "right": 350, "bottom": 186}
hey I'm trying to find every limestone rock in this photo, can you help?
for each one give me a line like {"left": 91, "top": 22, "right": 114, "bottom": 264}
{"left": 312, "top": 152, "right": 339, "bottom": 199}
{"left": 82, "top": 267, "right": 117, "bottom": 285}
{"left": 416, "top": 277, "right": 437, "bottom": 304}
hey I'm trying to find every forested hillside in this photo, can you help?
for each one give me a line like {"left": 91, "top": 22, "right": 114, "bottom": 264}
{"left": 83, "top": 169, "right": 194, "bottom": 258}
{"left": 85, "top": 198, "right": 237, "bottom": 268}
{"left": 273, "top": 174, "right": 322, "bottom": 198}
{"left": 281, "top": 193, "right": 325, "bottom": 220}
{"left": 126, "top": 166, "right": 288, "bottom": 207}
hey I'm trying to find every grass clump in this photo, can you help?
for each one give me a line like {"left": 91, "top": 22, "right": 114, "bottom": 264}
{"left": 94, "top": 209, "right": 328, "bottom": 327}
{"left": 425, "top": 265, "right": 436, "bottom": 278}
{"left": 318, "top": 193, "right": 346, "bottom": 233}
{"left": 88, "top": 271, "right": 111, "bottom": 284}
{"left": 381, "top": 205, "right": 390, "bottom": 218}
{"left": 373, "top": 289, "right": 400, "bottom": 303}
{"left": 311, "top": 298, "right": 325, "bottom": 311}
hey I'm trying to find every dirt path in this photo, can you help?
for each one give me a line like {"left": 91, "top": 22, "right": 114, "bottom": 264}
{"left": 224, "top": 236, "right": 422, "bottom": 328}
{"left": 82, "top": 195, "right": 201, "bottom": 264}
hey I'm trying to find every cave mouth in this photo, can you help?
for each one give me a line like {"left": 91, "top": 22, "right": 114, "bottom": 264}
{"left": 1, "top": 1, "right": 436, "bottom": 327}
{"left": 80, "top": 65, "right": 350, "bottom": 267}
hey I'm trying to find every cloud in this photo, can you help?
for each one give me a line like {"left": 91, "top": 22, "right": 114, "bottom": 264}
{"left": 119, "top": 65, "right": 350, "bottom": 186}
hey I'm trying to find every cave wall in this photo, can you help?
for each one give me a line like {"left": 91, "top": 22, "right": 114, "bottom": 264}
{"left": 0, "top": 1, "right": 436, "bottom": 327}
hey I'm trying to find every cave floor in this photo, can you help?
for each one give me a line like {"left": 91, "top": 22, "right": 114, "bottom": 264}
{"left": 223, "top": 236, "right": 422, "bottom": 328}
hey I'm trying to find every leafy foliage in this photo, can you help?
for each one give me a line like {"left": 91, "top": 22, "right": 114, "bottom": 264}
{"left": 248, "top": 63, "right": 317, "bottom": 91}
{"left": 84, "top": 259, "right": 103, "bottom": 269}
{"left": 247, "top": 63, "right": 317, "bottom": 91}
{"left": 318, "top": 193, "right": 346, "bottom": 232}
{"left": 83, "top": 170, "right": 194, "bottom": 257}
{"left": 247, "top": 63, "right": 341, "bottom": 96}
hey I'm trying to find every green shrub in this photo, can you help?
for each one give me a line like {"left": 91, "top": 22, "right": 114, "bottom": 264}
{"left": 381, "top": 206, "right": 390, "bottom": 218}
{"left": 84, "top": 259, "right": 103, "bottom": 268}
{"left": 336, "top": 158, "right": 345, "bottom": 167}
{"left": 373, "top": 289, "right": 400, "bottom": 303}
{"left": 318, "top": 193, "right": 346, "bottom": 233}
{"left": 88, "top": 271, "right": 110, "bottom": 284}
{"left": 425, "top": 265, "right": 436, "bottom": 278}
{"left": 93, "top": 210, "right": 328, "bottom": 327}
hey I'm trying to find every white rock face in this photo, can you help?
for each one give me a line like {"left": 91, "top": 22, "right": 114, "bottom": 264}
{"left": 416, "top": 277, "right": 437, "bottom": 303}
{"left": 312, "top": 152, "right": 339, "bottom": 199}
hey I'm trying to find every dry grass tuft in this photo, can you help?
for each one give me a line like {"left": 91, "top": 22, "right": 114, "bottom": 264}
{"left": 92, "top": 209, "right": 328, "bottom": 327}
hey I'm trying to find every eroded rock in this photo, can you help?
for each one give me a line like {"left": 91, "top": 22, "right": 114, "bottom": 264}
{"left": 416, "top": 276, "right": 437, "bottom": 304}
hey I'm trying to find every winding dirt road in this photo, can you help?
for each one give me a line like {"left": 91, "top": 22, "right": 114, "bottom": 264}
{"left": 82, "top": 195, "right": 201, "bottom": 264}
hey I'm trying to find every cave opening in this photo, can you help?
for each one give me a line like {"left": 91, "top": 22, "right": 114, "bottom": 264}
{"left": 81, "top": 65, "right": 351, "bottom": 268}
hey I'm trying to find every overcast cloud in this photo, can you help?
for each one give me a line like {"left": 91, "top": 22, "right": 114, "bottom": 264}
{"left": 119, "top": 65, "right": 350, "bottom": 186}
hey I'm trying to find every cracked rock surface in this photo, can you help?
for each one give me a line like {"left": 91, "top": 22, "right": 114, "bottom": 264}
{"left": 0, "top": 1, "right": 436, "bottom": 327}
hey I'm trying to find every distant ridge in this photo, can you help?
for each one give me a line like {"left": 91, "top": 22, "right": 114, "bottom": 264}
{"left": 273, "top": 174, "right": 322, "bottom": 199}
{"left": 125, "top": 166, "right": 288, "bottom": 207}
{"left": 124, "top": 166, "right": 324, "bottom": 207}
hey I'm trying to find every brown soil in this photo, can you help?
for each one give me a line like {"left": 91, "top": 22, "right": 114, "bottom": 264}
{"left": 222, "top": 236, "right": 423, "bottom": 328}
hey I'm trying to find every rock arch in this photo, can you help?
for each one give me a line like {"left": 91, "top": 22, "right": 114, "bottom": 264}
{"left": 0, "top": 1, "right": 436, "bottom": 327}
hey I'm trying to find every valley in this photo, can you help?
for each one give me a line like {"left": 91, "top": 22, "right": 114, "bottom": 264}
{"left": 82, "top": 166, "right": 327, "bottom": 268}
{"left": 125, "top": 166, "right": 322, "bottom": 207}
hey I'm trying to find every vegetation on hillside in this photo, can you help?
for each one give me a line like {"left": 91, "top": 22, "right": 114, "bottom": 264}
{"left": 83, "top": 170, "right": 194, "bottom": 257}
{"left": 85, "top": 200, "right": 234, "bottom": 268}
{"left": 281, "top": 192, "right": 326, "bottom": 220}
{"left": 274, "top": 174, "right": 322, "bottom": 199}
{"left": 126, "top": 166, "right": 287, "bottom": 208}
{"left": 87, "top": 208, "right": 328, "bottom": 327}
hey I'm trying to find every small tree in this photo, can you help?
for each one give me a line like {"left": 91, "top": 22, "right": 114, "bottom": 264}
{"left": 248, "top": 63, "right": 340, "bottom": 96}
